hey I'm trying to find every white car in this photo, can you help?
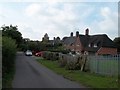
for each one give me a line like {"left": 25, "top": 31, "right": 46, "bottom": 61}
{"left": 25, "top": 50, "right": 32, "bottom": 56}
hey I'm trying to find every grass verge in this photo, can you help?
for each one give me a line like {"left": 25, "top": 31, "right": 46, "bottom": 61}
{"left": 36, "top": 57, "right": 118, "bottom": 88}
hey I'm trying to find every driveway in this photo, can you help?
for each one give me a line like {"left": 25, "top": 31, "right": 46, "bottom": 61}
{"left": 12, "top": 52, "right": 87, "bottom": 88}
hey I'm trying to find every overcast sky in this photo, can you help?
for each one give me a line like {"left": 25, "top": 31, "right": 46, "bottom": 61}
{"left": 0, "top": 0, "right": 119, "bottom": 41}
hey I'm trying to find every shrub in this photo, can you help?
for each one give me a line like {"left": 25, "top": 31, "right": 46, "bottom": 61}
{"left": 65, "top": 61, "right": 76, "bottom": 70}
{"left": 49, "top": 52, "right": 53, "bottom": 60}
{"left": 58, "top": 55, "right": 67, "bottom": 67}
{"left": 42, "top": 51, "right": 48, "bottom": 59}
{"left": 51, "top": 52, "right": 59, "bottom": 61}
{"left": 61, "top": 50, "right": 69, "bottom": 54}
{"left": 2, "top": 37, "right": 17, "bottom": 74}
{"left": 65, "top": 61, "right": 81, "bottom": 70}
{"left": 42, "top": 51, "right": 59, "bottom": 61}
{"left": 54, "top": 52, "right": 59, "bottom": 60}
{"left": 2, "top": 36, "right": 17, "bottom": 87}
{"left": 58, "top": 59, "right": 67, "bottom": 67}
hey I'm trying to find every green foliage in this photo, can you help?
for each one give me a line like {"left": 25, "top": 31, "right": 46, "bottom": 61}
{"left": 42, "top": 51, "right": 59, "bottom": 61}
{"left": 20, "top": 40, "right": 45, "bottom": 52}
{"left": 65, "top": 61, "right": 81, "bottom": 70}
{"left": 113, "top": 37, "right": 120, "bottom": 52}
{"left": 2, "top": 36, "right": 17, "bottom": 88}
{"left": 58, "top": 56, "right": 67, "bottom": 67}
{"left": 1, "top": 25, "right": 23, "bottom": 48}
{"left": 61, "top": 50, "right": 70, "bottom": 54}
{"left": 54, "top": 52, "right": 59, "bottom": 60}
{"left": 27, "top": 41, "right": 39, "bottom": 51}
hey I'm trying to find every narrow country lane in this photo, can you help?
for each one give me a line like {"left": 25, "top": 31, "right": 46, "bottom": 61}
{"left": 12, "top": 52, "right": 87, "bottom": 88}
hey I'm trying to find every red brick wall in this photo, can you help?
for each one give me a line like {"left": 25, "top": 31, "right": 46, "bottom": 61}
{"left": 64, "top": 37, "right": 84, "bottom": 52}
{"left": 65, "top": 36, "right": 83, "bottom": 52}
{"left": 96, "top": 47, "right": 117, "bottom": 55}
{"left": 74, "top": 36, "right": 83, "bottom": 52}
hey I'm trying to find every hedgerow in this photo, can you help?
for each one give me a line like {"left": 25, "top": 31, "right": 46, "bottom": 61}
{"left": 2, "top": 36, "right": 17, "bottom": 88}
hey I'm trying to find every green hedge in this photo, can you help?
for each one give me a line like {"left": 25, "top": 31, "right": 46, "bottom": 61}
{"left": 2, "top": 36, "right": 17, "bottom": 88}
{"left": 65, "top": 61, "right": 81, "bottom": 70}
{"left": 42, "top": 51, "right": 59, "bottom": 61}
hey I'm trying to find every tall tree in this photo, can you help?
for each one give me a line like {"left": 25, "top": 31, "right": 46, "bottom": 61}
{"left": 1, "top": 25, "right": 23, "bottom": 47}
{"left": 113, "top": 37, "right": 120, "bottom": 53}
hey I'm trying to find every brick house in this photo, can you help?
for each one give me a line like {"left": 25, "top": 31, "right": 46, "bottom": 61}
{"left": 62, "top": 28, "right": 117, "bottom": 55}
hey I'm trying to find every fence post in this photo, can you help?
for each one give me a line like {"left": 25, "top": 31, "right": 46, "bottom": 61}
{"left": 80, "top": 55, "right": 87, "bottom": 71}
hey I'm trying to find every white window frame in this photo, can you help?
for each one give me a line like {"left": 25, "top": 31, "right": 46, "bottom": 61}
{"left": 88, "top": 44, "right": 91, "bottom": 47}
{"left": 94, "top": 44, "right": 97, "bottom": 48}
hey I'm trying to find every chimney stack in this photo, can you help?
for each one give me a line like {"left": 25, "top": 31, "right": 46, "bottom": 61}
{"left": 53, "top": 37, "right": 56, "bottom": 40}
{"left": 85, "top": 28, "right": 89, "bottom": 35}
{"left": 76, "top": 31, "right": 79, "bottom": 37}
{"left": 70, "top": 32, "right": 73, "bottom": 37}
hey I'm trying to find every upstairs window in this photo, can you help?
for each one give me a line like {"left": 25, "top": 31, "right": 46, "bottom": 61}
{"left": 94, "top": 44, "right": 97, "bottom": 48}
{"left": 88, "top": 43, "right": 97, "bottom": 48}
{"left": 88, "top": 44, "right": 91, "bottom": 47}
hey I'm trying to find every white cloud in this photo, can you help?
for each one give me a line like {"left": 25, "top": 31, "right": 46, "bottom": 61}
{"left": 25, "top": 3, "right": 77, "bottom": 22}
{"left": 101, "top": 7, "right": 111, "bottom": 19}
{"left": 0, "top": 2, "right": 118, "bottom": 41}
{"left": 89, "top": 7, "right": 118, "bottom": 40}
{"left": 25, "top": 3, "right": 42, "bottom": 16}
{"left": 99, "top": 7, "right": 118, "bottom": 32}
{"left": 24, "top": 3, "right": 79, "bottom": 40}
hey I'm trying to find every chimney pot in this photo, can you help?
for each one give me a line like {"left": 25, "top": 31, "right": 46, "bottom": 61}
{"left": 85, "top": 28, "right": 89, "bottom": 35}
{"left": 70, "top": 32, "right": 73, "bottom": 37}
{"left": 54, "top": 37, "right": 55, "bottom": 40}
{"left": 76, "top": 31, "right": 79, "bottom": 37}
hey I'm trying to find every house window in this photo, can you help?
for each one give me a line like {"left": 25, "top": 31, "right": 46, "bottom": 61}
{"left": 94, "top": 44, "right": 97, "bottom": 48}
{"left": 88, "top": 44, "right": 91, "bottom": 47}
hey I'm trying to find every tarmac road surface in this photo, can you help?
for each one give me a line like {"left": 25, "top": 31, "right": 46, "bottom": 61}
{"left": 12, "top": 52, "right": 87, "bottom": 88}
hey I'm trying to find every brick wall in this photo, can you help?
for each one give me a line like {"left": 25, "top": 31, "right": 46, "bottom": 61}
{"left": 64, "top": 37, "right": 84, "bottom": 52}
{"left": 96, "top": 47, "right": 117, "bottom": 55}
{"left": 74, "top": 36, "right": 84, "bottom": 52}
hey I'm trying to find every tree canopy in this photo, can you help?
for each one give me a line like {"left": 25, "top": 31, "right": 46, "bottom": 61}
{"left": 113, "top": 37, "right": 120, "bottom": 52}
{"left": 1, "top": 25, "right": 23, "bottom": 47}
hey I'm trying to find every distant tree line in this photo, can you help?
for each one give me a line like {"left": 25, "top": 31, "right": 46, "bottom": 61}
{"left": 113, "top": 37, "right": 120, "bottom": 53}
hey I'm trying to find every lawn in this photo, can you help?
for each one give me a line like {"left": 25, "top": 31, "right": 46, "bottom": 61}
{"left": 36, "top": 57, "right": 118, "bottom": 88}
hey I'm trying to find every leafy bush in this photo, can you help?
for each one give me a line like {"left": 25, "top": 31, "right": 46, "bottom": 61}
{"left": 42, "top": 51, "right": 50, "bottom": 59}
{"left": 58, "top": 55, "right": 67, "bottom": 67}
{"left": 65, "top": 61, "right": 81, "bottom": 70}
{"left": 54, "top": 53, "right": 59, "bottom": 60}
{"left": 42, "top": 51, "right": 47, "bottom": 58}
{"left": 2, "top": 36, "right": 17, "bottom": 87}
{"left": 42, "top": 51, "right": 59, "bottom": 61}
{"left": 58, "top": 59, "right": 67, "bottom": 67}
{"left": 48, "top": 52, "right": 53, "bottom": 60}
{"left": 59, "top": 55, "right": 81, "bottom": 70}
{"left": 61, "top": 50, "right": 69, "bottom": 54}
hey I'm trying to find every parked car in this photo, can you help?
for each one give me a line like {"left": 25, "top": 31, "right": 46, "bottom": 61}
{"left": 25, "top": 50, "right": 32, "bottom": 56}
{"left": 32, "top": 50, "right": 38, "bottom": 55}
{"left": 35, "top": 51, "right": 43, "bottom": 57}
